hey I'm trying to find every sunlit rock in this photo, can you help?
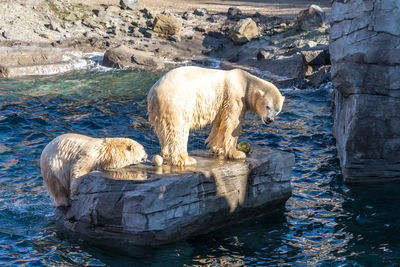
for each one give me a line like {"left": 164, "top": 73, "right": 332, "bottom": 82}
{"left": 152, "top": 14, "right": 182, "bottom": 38}
{"left": 229, "top": 18, "right": 259, "bottom": 44}
{"left": 63, "top": 149, "right": 294, "bottom": 245}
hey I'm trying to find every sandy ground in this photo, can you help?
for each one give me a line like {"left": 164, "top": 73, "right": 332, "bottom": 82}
{"left": 140, "top": 0, "right": 332, "bottom": 18}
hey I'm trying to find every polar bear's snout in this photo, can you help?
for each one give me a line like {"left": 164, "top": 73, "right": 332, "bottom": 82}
{"left": 262, "top": 109, "right": 276, "bottom": 124}
{"left": 134, "top": 146, "right": 148, "bottom": 163}
{"left": 264, "top": 117, "right": 274, "bottom": 124}
{"left": 140, "top": 151, "right": 148, "bottom": 162}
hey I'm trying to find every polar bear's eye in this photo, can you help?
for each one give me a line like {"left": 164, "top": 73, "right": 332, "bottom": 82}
{"left": 266, "top": 106, "right": 271, "bottom": 110}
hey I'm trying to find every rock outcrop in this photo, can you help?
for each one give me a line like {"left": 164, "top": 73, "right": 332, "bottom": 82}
{"left": 330, "top": 0, "right": 400, "bottom": 183}
{"left": 229, "top": 18, "right": 259, "bottom": 44}
{"left": 297, "top": 4, "right": 325, "bottom": 31}
{"left": 63, "top": 149, "right": 294, "bottom": 245}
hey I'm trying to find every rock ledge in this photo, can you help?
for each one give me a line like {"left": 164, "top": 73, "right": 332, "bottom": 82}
{"left": 64, "top": 149, "right": 294, "bottom": 245}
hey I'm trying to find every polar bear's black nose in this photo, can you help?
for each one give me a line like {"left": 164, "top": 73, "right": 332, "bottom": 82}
{"left": 264, "top": 118, "right": 273, "bottom": 124}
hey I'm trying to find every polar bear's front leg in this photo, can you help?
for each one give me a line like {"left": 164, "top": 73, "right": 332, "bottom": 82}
{"left": 69, "top": 177, "right": 82, "bottom": 199}
{"left": 221, "top": 112, "right": 246, "bottom": 160}
{"left": 224, "top": 132, "right": 246, "bottom": 160}
{"left": 159, "top": 124, "right": 196, "bottom": 166}
{"left": 44, "top": 172, "right": 70, "bottom": 207}
{"left": 207, "top": 119, "right": 225, "bottom": 155}
{"left": 69, "top": 159, "right": 96, "bottom": 197}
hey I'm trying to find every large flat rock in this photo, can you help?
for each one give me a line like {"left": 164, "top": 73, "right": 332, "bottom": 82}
{"left": 63, "top": 149, "right": 294, "bottom": 246}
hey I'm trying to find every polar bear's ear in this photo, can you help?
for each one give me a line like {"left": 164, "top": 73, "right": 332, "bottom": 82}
{"left": 257, "top": 89, "right": 265, "bottom": 97}
{"left": 282, "top": 96, "right": 286, "bottom": 101}
{"left": 127, "top": 144, "right": 135, "bottom": 151}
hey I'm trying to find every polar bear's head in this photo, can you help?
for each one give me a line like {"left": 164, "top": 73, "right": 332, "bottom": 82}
{"left": 101, "top": 138, "right": 148, "bottom": 169}
{"left": 253, "top": 88, "right": 285, "bottom": 125}
{"left": 123, "top": 139, "right": 148, "bottom": 164}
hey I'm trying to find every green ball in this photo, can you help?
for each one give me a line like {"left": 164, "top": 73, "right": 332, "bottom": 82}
{"left": 238, "top": 141, "right": 251, "bottom": 154}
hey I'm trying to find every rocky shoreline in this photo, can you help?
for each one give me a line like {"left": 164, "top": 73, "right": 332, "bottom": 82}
{"left": 0, "top": 0, "right": 331, "bottom": 88}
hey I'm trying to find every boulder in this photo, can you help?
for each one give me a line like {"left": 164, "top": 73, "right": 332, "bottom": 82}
{"left": 257, "top": 53, "right": 307, "bottom": 81}
{"left": 228, "top": 7, "right": 242, "bottom": 19}
{"left": 152, "top": 14, "right": 182, "bottom": 38}
{"left": 306, "top": 66, "right": 331, "bottom": 88}
{"left": 297, "top": 4, "right": 325, "bottom": 31}
{"left": 182, "top": 11, "right": 193, "bottom": 20}
{"left": 102, "top": 45, "right": 134, "bottom": 68}
{"left": 330, "top": 0, "right": 400, "bottom": 183}
{"left": 300, "top": 49, "right": 330, "bottom": 66}
{"left": 193, "top": 8, "right": 208, "bottom": 16}
{"left": 120, "top": 0, "right": 139, "bottom": 10}
{"left": 63, "top": 149, "right": 294, "bottom": 245}
{"left": 229, "top": 18, "right": 259, "bottom": 44}
{"left": 102, "top": 45, "right": 164, "bottom": 70}
{"left": 140, "top": 8, "right": 153, "bottom": 19}
{"left": 131, "top": 50, "right": 165, "bottom": 68}
{"left": 257, "top": 50, "right": 274, "bottom": 60}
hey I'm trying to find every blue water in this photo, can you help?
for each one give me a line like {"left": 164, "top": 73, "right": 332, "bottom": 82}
{"left": 0, "top": 70, "right": 399, "bottom": 266}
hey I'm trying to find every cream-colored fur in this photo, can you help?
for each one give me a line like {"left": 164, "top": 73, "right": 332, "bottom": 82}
{"left": 147, "top": 66, "right": 285, "bottom": 166}
{"left": 40, "top": 133, "right": 147, "bottom": 207}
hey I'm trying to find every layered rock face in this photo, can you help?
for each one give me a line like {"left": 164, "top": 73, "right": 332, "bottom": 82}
{"left": 63, "top": 150, "right": 294, "bottom": 245}
{"left": 330, "top": 0, "right": 400, "bottom": 183}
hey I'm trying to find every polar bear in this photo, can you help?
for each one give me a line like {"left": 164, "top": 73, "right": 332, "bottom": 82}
{"left": 40, "top": 133, "right": 147, "bottom": 207}
{"left": 147, "top": 66, "right": 285, "bottom": 166}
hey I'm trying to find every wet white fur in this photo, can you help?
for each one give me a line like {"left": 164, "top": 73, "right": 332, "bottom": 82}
{"left": 147, "top": 66, "right": 284, "bottom": 166}
{"left": 40, "top": 133, "right": 147, "bottom": 207}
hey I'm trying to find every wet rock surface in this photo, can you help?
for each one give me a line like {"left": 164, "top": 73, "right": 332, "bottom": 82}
{"left": 63, "top": 149, "right": 294, "bottom": 245}
{"left": 330, "top": 0, "right": 400, "bottom": 183}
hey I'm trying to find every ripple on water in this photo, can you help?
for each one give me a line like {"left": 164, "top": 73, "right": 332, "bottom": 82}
{"left": 0, "top": 71, "right": 399, "bottom": 265}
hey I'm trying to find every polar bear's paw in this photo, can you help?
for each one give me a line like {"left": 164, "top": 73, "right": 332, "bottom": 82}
{"left": 171, "top": 154, "right": 197, "bottom": 166}
{"left": 230, "top": 150, "right": 246, "bottom": 160}
{"left": 210, "top": 145, "right": 224, "bottom": 155}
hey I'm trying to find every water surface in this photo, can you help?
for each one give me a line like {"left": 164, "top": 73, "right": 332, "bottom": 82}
{"left": 0, "top": 70, "right": 399, "bottom": 266}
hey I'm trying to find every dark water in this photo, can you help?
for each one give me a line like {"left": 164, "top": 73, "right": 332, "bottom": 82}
{"left": 0, "top": 70, "right": 399, "bottom": 266}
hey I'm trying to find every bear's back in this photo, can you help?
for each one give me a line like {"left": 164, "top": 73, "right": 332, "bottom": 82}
{"left": 41, "top": 134, "right": 100, "bottom": 172}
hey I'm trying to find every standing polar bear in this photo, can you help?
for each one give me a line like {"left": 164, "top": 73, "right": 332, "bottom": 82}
{"left": 40, "top": 133, "right": 147, "bottom": 207}
{"left": 147, "top": 66, "right": 285, "bottom": 166}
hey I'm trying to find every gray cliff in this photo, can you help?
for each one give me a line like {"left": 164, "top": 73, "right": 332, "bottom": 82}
{"left": 63, "top": 149, "right": 294, "bottom": 245}
{"left": 330, "top": 0, "right": 400, "bottom": 183}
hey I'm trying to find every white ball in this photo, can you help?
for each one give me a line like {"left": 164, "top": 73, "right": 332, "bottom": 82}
{"left": 152, "top": 155, "right": 163, "bottom": 166}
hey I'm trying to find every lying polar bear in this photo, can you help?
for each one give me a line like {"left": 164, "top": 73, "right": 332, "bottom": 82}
{"left": 147, "top": 66, "right": 285, "bottom": 166}
{"left": 40, "top": 133, "right": 147, "bottom": 207}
